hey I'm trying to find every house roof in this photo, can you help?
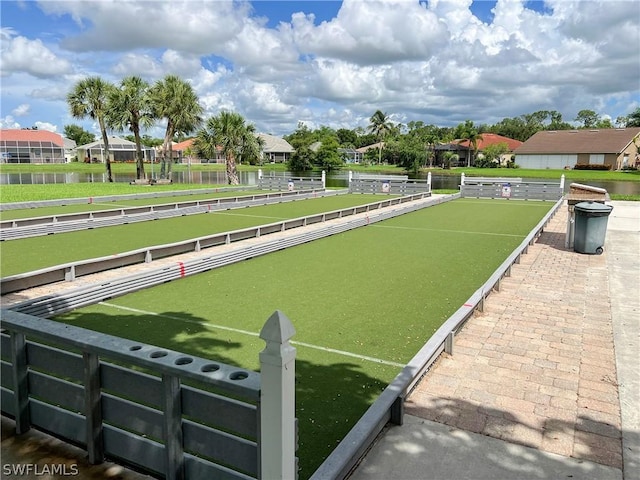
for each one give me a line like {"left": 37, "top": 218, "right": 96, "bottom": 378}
{"left": 515, "top": 128, "right": 640, "bottom": 155}
{"left": 258, "top": 133, "right": 294, "bottom": 153}
{"left": 456, "top": 133, "right": 523, "bottom": 151}
{"left": 63, "top": 137, "right": 77, "bottom": 150}
{"left": 78, "top": 135, "right": 137, "bottom": 149}
{"left": 0, "top": 129, "right": 65, "bottom": 147}
{"left": 356, "top": 142, "right": 384, "bottom": 153}
{"left": 173, "top": 139, "right": 195, "bottom": 151}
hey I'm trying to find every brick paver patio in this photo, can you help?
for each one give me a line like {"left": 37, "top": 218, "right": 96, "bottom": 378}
{"left": 406, "top": 204, "right": 622, "bottom": 469}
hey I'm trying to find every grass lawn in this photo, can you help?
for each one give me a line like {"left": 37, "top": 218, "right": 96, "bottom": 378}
{"left": 3, "top": 161, "right": 639, "bottom": 183}
{"left": 52, "top": 198, "right": 554, "bottom": 478}
{"left": 0, "top": 194, "right": 393, "bottom": 276}
{"left": 0, "top": 182, "right": 232, "bottom": 203}
{"left": 0, "top": 162, "right": 275, "bottom": 175}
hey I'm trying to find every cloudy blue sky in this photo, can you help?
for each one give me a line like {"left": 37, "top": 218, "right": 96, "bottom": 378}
{"left": 1, "top": 0, "right": 638, "bottom": 138}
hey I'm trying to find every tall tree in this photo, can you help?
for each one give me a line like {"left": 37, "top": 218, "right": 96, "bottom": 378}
{"left": 195, "top": 111, "right": 261, "bottom": 185}
{"left": 617, "top": 108, "right": 640, "bottom": 127}
{"left": 456, "top": 120, "right": 482, "bottom": 167}
{"left": 150, "top": 75, "right": 203, "bottom": 180}
{"left": 63, "top": 124, "right": 95, "bottom": 147}
{"left": 67, "top": 77, "right": 116, "bottom": 181}
{"left": 107, "top": 76, "right": 154, "bottom": 180}
{"left": 575, "top": 109, "right": 600, "bottom": 129}
{"left": 336, "top": 128, "right": 357, "bottom": 146}
{"left": 314, "top": 136, "right": 343, "bottom": 171}
{"left": 367, "top": 110, "right": 393, "bottom": 164}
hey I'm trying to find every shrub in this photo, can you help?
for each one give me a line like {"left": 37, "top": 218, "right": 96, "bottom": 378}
{"left": 574, "top": 164, "right": 611, "bottom": 171}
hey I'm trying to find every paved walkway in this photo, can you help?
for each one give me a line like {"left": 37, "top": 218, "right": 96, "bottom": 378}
{"left": 351, "top": 200, "right": 639, "bottom": 480}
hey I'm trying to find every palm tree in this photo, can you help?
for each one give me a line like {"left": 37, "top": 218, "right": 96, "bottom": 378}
{"left": 149, "top": 75, "right": 203, "bottom": 180}
{"left": 194, "top": 111, "right": 262, "bottom": 185}
{"left": 460, "top": 120, "right": 482, "bottom": 167}
{"left": 367, "top": 110, "right": 393, "bottom": 164}
{"left": 67, "top": 77, "right": 116, "bottom": 182}
{"left": 107, "top": 76, "right": 154, "bottom": 180}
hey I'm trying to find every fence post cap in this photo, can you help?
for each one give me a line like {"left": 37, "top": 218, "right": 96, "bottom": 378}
{"left": 260, "top": 310, "right": 296, "bottom": 343}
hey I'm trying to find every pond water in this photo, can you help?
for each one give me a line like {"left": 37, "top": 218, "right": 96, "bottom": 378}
{"left": 1, "top": 170, "right": 638, "bottom": 195}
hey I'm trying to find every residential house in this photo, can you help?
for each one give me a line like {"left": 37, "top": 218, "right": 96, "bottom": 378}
{"left": 0, "top": 129, "right": 67, "bottom": 163}
{"left": 436, "top": 133, "right": 523, "bottom": 167}
{"left": 514, "top": 128, "right": 640, "bottom": 170}
{"left": 338, "top": 147, "right": 363, "bottom": 164}
{"left": 356, "top": 142, "right": 384, "bottom": 162}
{"left": 171, "top": 139, "right": 225, "bottom": 164}
{"left": 258, "top": 133, "right": 294, "bottom": 163}
{"left": 77, "top": 136, "right": 156, "bottom": 163}
{"left": 63, "top": 137, "right": 77, "bottom": 163}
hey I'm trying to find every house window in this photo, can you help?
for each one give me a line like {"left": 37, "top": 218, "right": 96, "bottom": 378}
{"left": 589, "top": 154, "right": 604, "bottom": 164}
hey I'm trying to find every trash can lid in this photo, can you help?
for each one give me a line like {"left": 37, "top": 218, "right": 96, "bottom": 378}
{"left": 574, "top": 201, "right": 613, "bottom": 213}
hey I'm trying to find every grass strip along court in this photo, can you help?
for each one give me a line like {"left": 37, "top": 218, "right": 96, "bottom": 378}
{"left": 1, "top": 194, "right": 392, "bottom": 276}
{"left": 47, "top": 198, "right": 554, "bottom": 478}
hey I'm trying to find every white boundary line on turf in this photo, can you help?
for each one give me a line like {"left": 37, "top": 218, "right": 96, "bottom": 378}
{"left": 100, "top": 302, "right": 405, "bottom": 368}
{"left": 369, "top": 224, "right": 525, "bottom": 237}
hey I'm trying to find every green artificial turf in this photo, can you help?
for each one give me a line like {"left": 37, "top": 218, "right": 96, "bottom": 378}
{"left": 0, "top": 190, "right": 267, "bottom": 221}
{"left": 54, "top": 198, "right": 553, "bottom": 478}
{"left": 0, "top": 194, "right": 393, "bottom": 276}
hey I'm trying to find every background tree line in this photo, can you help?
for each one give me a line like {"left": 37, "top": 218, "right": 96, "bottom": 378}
{"left": 63, "top": 71, "right": 640, "bottom": 180}
{"left": 283, "top": 108, "right": 640, "bottom": 173}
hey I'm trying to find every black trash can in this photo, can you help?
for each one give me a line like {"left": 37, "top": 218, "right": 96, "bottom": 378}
{"left": 573, "top": 201, "right": 613, "bottom": 254}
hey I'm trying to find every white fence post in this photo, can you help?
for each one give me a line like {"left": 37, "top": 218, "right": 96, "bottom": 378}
{"left": 258, "top": 168, "right": 263, "bottom": 180}
{"left": 460, "top": 172, "right": 465, "bottom": 186}
{"left": 259, "top": 311, "right": 297, "bottom": 480}
{"left": 560, "top": 174, "right": 565, "bottom": 191}
{"left": 427, "top": 171, "right": 432, "bottom": 192}
{"left": 322, "top": 170, "right": 326, "bottom": 189}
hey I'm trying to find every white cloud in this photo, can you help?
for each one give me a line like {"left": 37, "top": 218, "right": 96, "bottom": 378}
{"left": 34, "top": 121, "right": 57, "bottom": 132}
{"left": 0, "top": 115, "right": 21, "bottom": 129}
{"left": 0, "top": 32, "right": 72, "bottom": 78}
{"left": 292, "top": 0, "right": 447, "bottom": 65}
{"left": 2, "top": 0, "right": 637, "bottom": 136}
{"left": 40, "top": 0, "right": 250, "bottom": 55}
{"left": 12, "top": 104, "right": 30, "bottom": 116}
